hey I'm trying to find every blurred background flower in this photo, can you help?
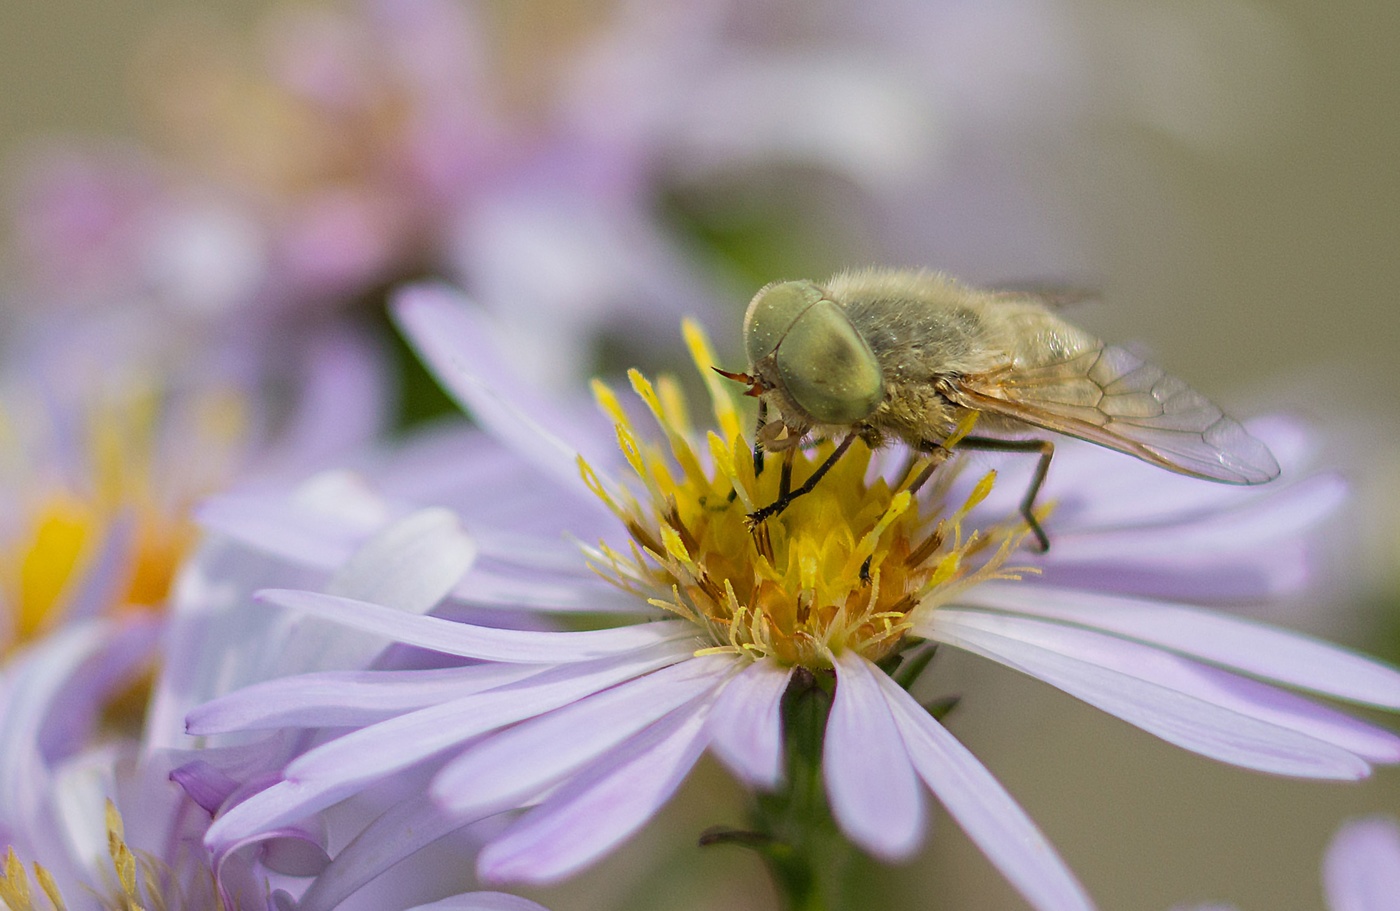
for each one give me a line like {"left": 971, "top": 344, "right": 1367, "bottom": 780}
{"left": 0, "top": 0, "right": 1396, "bottom": 909}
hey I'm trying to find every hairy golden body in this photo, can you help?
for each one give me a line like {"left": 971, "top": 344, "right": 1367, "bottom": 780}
{"left": 745, "top": 268, "right": 1279, "bottom": 485}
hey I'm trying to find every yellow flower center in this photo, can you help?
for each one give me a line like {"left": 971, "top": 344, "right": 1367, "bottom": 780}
{"left": 0, "top": 385, "right": 242, "bottom": 654}
{"left": 581, "top": 322, "right": 1034, "bottom": 670}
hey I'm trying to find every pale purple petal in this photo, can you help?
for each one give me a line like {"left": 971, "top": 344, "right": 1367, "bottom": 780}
{"left": 255, "top": 589, "right": 698, "bottom": 662}
{"left": 405, "top": 894, "right": 551, "bottom": 911}
{"left": 433, "top": 654, "right": 735, "bottom": 815}
{"left": 390, "top": 283, "right": 614, "bottom": 491}
{"left": 187, "top": 663, "right": 545, "bottom": 732}
{"left": 1030, "top": 544, "right": 1312, "bottom": 603}
{"left": 825, "top": 652, "right": 925, "bottom": 861}
{"left": 1324, "top": 816, "right": 1400, "bottom": 911}
{"left": 204, "top": 642, "right": 693, "bottom": 848}
{"left": 704, "top": 658, "right": 792, "bottom": 789}
{"left": 478, "top": 702, "right": 712, "bottom": 884}
{"left": 925, "top": 610, "right": 1376, "bottom": 779}
{"left": 1012, "top": 415, "right": 1317, "bottom": 532}
{"left": 962, "top": 582, "right": 1400, "bottom": 710}
{"left": 874, "top": 670, "right": 1095, "bottom": 911}
{"left": 296, "top": 794, "right": 471, "bottom": 911}
{"left": 1041, "top": 473, "right": 1346, "bottom": 562}
{"left": 452, "top": 566, "right": 652, "bottom": 615}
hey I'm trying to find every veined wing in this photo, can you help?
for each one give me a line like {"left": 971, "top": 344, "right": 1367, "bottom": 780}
{"left": 951, "top": 343, "right": 1280, "bottom": 484}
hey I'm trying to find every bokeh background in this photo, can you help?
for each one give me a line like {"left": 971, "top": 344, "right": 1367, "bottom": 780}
{"left": 1, "top": 1, "right": 1397, "bottom": 909}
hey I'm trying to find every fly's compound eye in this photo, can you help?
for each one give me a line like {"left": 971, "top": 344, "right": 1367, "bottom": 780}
{"left": 743, "top": 280, "right": 826, "bottom": 367}
{"left": 774, "top": 299, "right": 885, "bottom": 424}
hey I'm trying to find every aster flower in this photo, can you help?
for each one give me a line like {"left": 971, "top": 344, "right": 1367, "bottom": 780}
{"left": 180, "top": 284, "right": 1400, "bottom": 911}
{"left": 0, "top": 448, "right": 553, "bottom": 910}
{"left": 1173, "top": 815, "right": 1400, "bottom": 911}
{"left": 0, "top": 307, "right": 393, "bottom": 901}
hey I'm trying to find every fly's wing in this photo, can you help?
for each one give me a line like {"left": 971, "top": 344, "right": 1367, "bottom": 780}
{"left": 952, "top": 342, "right": 1281, "bottom": 484}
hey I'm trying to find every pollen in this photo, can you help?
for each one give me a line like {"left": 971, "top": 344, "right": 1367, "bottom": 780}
{"left": 582, "top": 321, "right": 1033, "bottom": 670}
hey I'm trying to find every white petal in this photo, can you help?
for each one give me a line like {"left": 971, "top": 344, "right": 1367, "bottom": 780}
{"left": 927, "top": 610, "right": 1376, "bottom": 779}
{"left": 433, "top": 654, "right": 736, "bottom": 814}
{"left": 255, "top": 589, "right": 697, "bottom": 663}
{"left": 478, "top": 703, "right": 711, "bottom": 884}
{"left": 196, "top": 492, "right": 356, "bottom": 570}
{"left": 273, "top": 508, "right": 479, "bottom": 672}
{"left": 962, "top": 582, "right": 1400, "bottom": 711}
{"left": 874, "top": 671, "right": 1095, "bottom": 911}
{"left": 824, "top": 653, "right": 925, "bottom": 861}
{"left": 1324, "top": 816, "right": 1400, "bottom": 911}
{"left": 328, "top": 507, "right": 477, "bottom": 612}
{"left": 705, "top": 659, "right": 792, "bottom": 789}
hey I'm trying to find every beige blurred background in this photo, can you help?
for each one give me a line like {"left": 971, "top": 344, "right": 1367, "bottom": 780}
{"left": 1, "top": 2, "right": 1397, "bottom": 910}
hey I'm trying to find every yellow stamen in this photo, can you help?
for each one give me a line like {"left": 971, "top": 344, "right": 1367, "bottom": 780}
{"left": 0, "top": 801, "right": 228, "bottom": 911}
{"left": 583, "top": 323, "right": 1037, "bottom": 670}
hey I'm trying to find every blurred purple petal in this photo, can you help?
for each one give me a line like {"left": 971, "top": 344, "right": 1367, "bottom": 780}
{"left": 405, "top": 894, "right": 551, "bottom": 911}
{"left": 391, "top": 283, "right": 615, "bottom": 490}
{"left": 1324, "top": 816, "right": 1400, "bottom": 911}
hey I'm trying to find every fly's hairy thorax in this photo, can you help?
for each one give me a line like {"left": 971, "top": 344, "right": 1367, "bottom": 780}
{"left": 828, "top": 270, "right": 1014, "bottom": 444}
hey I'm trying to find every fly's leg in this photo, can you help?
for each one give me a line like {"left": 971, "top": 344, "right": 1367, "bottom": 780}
{"left": 778, "top": 447, "right": 795, "bottom": 499}
{"left": 731, "top": 399, "right": 771, "bottom": 505}
{"left": 746, "top": 433, "right": 857, "bottom": 528}
{"left": 753, "top": 398, "right": 768, "bottom": 477}
{"left": 904, "top": 438, "right": 961, "bottom": 496}
{"left": 953, "top": 436, "right": 1055, "bottom": 552}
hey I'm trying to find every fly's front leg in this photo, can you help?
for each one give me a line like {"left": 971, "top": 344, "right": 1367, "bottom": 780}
{"left": 746, "top": 433, "right": 857, "bottom": 529}
{"left": 953, "top": 436, "right": 1055, "bottom": 552}
{"left": 752, "top": 398, "right": 768, "bottom": 477}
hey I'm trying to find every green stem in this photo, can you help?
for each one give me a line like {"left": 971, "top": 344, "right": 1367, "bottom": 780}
{"left": 700, "top": 668, "right": 860, "bottom": 911}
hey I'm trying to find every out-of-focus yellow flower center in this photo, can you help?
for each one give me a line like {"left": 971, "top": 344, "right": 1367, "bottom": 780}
{"left": 582, "top": 322, "right": 1032, "bottom": 669}
{"left": 0, "top": 387, "right": 241, "bottom": 654}
{"left": 0, "top": 801, "right": 225, "bottom": 911}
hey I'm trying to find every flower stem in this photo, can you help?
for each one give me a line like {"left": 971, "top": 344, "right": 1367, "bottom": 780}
{"left": 703, "top": 668, "right": 872, "bottom": 911}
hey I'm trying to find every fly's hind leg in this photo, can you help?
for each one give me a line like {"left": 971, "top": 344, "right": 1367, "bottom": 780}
{"left": 953, "top": 436, "right": 1055, "bottom": 552}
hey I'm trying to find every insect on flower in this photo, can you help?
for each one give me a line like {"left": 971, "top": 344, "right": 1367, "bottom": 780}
{"left": 718, "top": 268, "right": 1281, "bottom": 550}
